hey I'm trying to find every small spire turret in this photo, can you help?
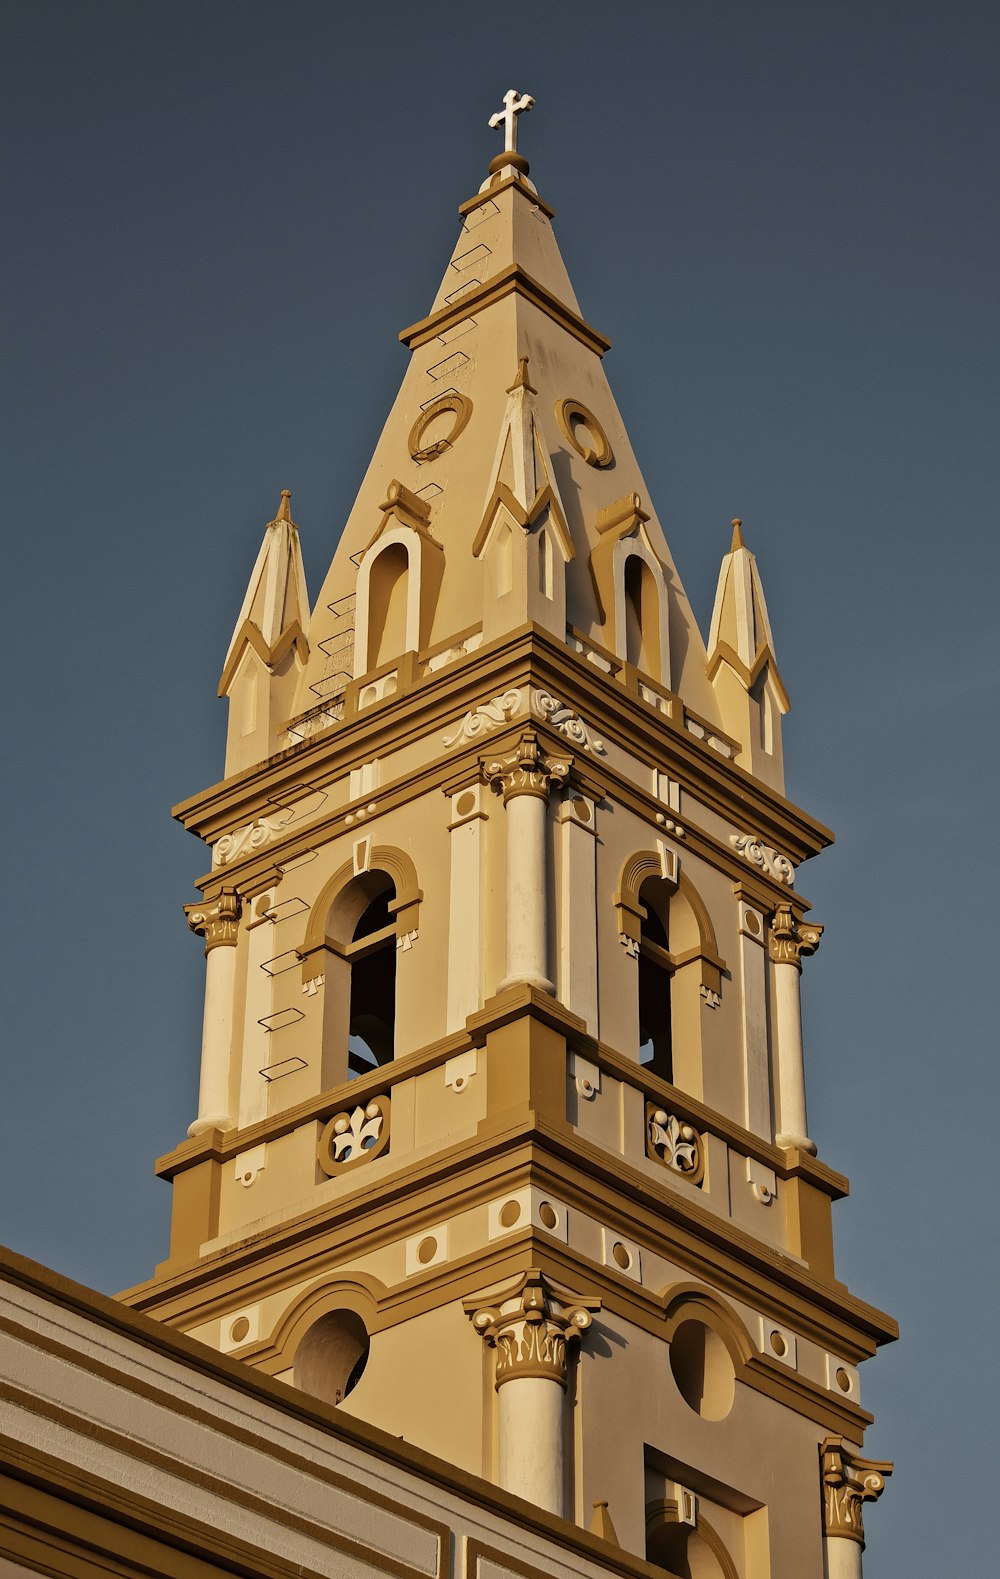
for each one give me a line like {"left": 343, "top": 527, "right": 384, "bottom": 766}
{"left": 218, "top": 489, "right": 310, "bottom": 774}
{"left": 707, "top": 518, "right": 789, "bottom": 789}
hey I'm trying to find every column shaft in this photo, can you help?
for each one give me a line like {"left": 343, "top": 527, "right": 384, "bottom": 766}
{"left": 501, "top": 790, "right": 551, "bottom": 993}
{"left": 498, "top": 1376, "right": 565, "bottom": 1514}
{"left": 825, "top": 1538, "right": 863, "bottom": 1579}
{"left": 190, "top": 942, "right": 236, "bottom": 1136}
{"left": 774, "top": 959, "right": 811, "bottom": 1150}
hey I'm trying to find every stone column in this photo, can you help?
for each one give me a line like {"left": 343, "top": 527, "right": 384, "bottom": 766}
{"left": 482, "top": 732, "right": 571, "bottom": 995}
{"left": 185, "top": 890, "right": 241, "bottom": 1136}
{"left": 820, "top": 1438, "right": 892, "bottom": 1579}
{"left": 769, "top": 902, "right": 823, "bottom": 1152}
{"left": 472, "top": 1271, "right": 598, "bottom": 1516}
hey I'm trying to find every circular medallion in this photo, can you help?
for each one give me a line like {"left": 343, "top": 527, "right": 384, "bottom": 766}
{"left": 555, "top": 397, "right": 614, "bottom": 467}
{"left": 408, "top": 392, "right": 473, "bottom": 463}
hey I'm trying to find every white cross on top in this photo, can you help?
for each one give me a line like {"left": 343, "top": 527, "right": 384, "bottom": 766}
{"left": 489, "top": 89, "right": 535, "bottom": 154}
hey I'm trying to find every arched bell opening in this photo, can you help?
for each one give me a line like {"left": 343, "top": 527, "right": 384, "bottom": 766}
{"left": 346, "top": 878, "right": 398, "bottom": 1077}
{"left": 638, "top": 875, "right": 674, "bottom": 1083}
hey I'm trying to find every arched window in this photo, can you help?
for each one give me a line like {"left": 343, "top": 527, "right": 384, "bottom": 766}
{"left": 624, "top": 553, "right": 662, "bottom": 676}
{"left": 297, "top": 847, "right": 421, "bottom": 1091}
{"left": 366, "top": 542, "right": 410, "bottom": 670}
{"left": 344, "top": 877, "right": 397, "bottom": 1076}
{"left": 638, "top": 876, "right": 673, "bottom": 1081}
{"left": 616, "top": 853, "right": 724, "bottom": 1101}
{"left": 293, "top": 1309, "right": 370, "bottom": 1407}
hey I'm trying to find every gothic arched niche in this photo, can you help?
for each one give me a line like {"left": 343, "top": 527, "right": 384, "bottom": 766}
{"left": 624, "top": 552, "right": 662, "bottom": 676}
{"left": 366, "top": 541, "right": 410, "bottom": 670}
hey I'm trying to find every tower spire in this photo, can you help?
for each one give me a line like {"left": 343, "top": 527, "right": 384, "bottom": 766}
{"left": 218, "top": 489, "right": 310, "bottom": 774}
{"left": 707, "top": 517, "right": 789, "bottom": 787}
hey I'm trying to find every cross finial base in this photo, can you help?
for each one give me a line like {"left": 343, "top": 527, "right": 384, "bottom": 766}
{"left": 489, "top": 150, "right": 530, "bottom": 178}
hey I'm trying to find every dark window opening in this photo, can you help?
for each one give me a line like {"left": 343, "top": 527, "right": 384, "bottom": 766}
{"left": 347, "top": 890, "right": 396, "bottom": 1076}
{"left": 638, "top": 879, "right": 672, "bottom": 1081}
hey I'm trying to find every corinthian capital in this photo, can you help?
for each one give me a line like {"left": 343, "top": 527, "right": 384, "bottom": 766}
{"left": 470, "top": 1270, "right": 599, "bottom": 1388}
{"left": 769, "top": 902, "right": 823, "bottom": 970}
{"left": 185, "top": 889, "right": 241, "bottom": 953}
{"left": 820, "top": 1437, "right": 892, "bottom": 1547}
{"left": 481, "top": 731, "right": 572, "bottom": 804}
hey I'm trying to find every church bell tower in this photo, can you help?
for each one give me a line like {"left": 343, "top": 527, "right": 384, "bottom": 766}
{"left": 123, "top": 94, "right": 896, "bottom": 1578}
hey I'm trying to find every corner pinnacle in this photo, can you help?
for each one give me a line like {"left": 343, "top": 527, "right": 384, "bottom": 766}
{"left": 730, "top": 518, "right": 745, "bottom": 551}
{"left": 507, "top": 356, "right": 537, "bottom": 395}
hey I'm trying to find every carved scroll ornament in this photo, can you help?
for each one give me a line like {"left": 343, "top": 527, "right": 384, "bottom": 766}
{"left": 729, "top": 833, "right": 795, "bottom": 885}
{"left": 443, "top": 687, "right": 606, "bottom": 754}
{"left": 442, "top": 689, "right": 523, "bottom": 746}
{"left": 214, "top": 813, "right": 290, "bottom": 867}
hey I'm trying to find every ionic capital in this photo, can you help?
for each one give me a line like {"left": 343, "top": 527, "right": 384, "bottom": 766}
{"left": 820, "top": 1437, "right": 892, "bottom": 1547}
{"left": 185, "top": 889, "right": 241, "bottom": 953}
{"left": 481, "top": 731, "right": 572, "bottom": 804}
{"left": 769, "top": 902, "right": 823, "bottom": 970}
{"left": 470, "top": 1270, "right": 599, "bottom": 1388}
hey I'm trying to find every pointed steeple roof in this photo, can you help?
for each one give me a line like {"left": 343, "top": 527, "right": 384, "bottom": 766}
{"left": 707, "top": 519, "right": 788, "bottom": 707}
{"left": 292, "top": 116, "right": 723, "bottom": 725}
{"left": 219, "top": 490, "right": 310, "bottom": 696}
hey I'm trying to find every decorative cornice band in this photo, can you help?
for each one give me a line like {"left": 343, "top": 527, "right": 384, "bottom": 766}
{"left": 399, "top": 264, "right": 611, "bottom": 358}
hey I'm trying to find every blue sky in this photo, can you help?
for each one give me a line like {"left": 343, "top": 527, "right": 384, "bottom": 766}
{"left": 3, "top": 4, "right": 998, "bottom": 1573}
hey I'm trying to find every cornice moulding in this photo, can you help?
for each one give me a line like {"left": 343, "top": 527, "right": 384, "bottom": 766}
{"left": 398, "top": 262, "right": 611, "bottom": 358}
{"left": 131, "top": 1115, "right": 894, "bottom": 1371}
{"left": 173, "top": 627, "right": 833, "bottom": 871}
{"left": 457, "top": 173, "right": 556, "bottom": 220}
